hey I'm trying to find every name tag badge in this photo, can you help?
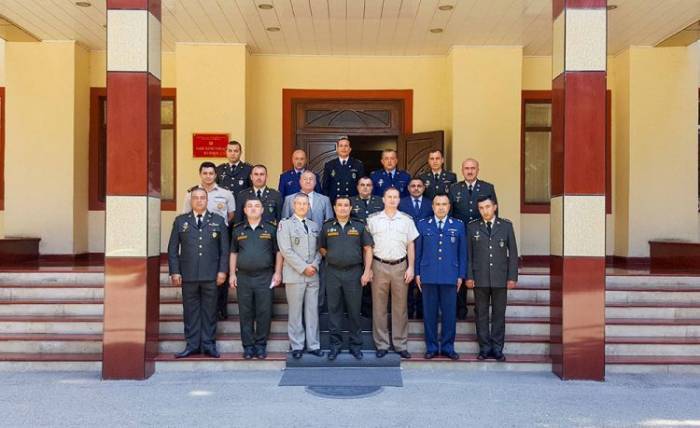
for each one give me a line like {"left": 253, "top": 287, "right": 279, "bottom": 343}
{"left": 237, "top": 234, "right": 247, "bottom": 241}
{"left": 260, "top": 232, "right": 272, "bottom": 240}
{"left": 326, "top": 232, "right": 339, "bottom": 237}
{"left": 347, "top": 229, "right": 360, "bottom": 236}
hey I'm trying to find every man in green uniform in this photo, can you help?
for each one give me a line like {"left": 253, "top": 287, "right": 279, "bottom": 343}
{"left": 320, "top": 197, "right": 374, "bottom": 360}
{"left": 229, "top": 198, "right": 283, "bottom": 360}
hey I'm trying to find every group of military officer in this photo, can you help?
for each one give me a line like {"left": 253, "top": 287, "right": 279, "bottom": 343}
{"left": 168, "top": 137, "right": 518, "bottom": 362}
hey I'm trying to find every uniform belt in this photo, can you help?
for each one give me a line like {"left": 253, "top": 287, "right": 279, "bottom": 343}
{"left": 373, "top": 256, "right": 407, "bottom": 265}
{"left": 327, "top": 263, "right": 362, "bottom": 271}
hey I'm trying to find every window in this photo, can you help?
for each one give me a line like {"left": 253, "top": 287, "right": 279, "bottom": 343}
{"left": 89, "top": 87, "right": 176, "bottom": 210}
{"left": 520, "top": 90, "right": 612, "bottom": 214}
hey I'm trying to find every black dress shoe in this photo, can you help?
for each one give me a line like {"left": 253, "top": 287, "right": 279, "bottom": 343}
{"left": 203, "top": 347, "right": 220, "bottom": 358}
{"left": 376, "top": 349, "right": 388, "bottom": 358}
{"left": 424, "top": 352, "right": 436, "bottom": 359}
{"left": 327, "top": 349, "right": 339, "bottom": 360}
{"left": 398, "top": 350, "right": 412, "bottom": 359}
{"left": 477, "top": 352, "right": 489, "bottom": 360}
{"left": 256, "top": 348, "right": 267, "bottom": 359}
{"left": 243, "top": 347, "right": 255, "bottom": 360}
{"left": 350, "top": 349, "right": 363, "bottom": 360}
{"left": 445, "top": 351, "right": 460, "bottom": 360}
{"left": 493, "top": 351, "right": 506, "bottom": 362}
{"left": 308, "top": 349, "right": 325, "bottom": 357}
{"left": 174, "top": 348, "right": 199, "bottom": 359}
{"left": 292, "top": 350, "right": 303, "bottom": 359}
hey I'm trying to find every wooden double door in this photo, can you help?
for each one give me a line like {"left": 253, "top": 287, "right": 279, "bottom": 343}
{"left": 293, "top": 99, "right": 444, "bottom": 179}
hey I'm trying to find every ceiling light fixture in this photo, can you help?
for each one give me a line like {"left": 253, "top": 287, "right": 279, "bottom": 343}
{"left": 266, "top": 26, "right": 280, "bottom": 32}
{"left": 430, "top": 28, "right": 444, "bottom": 34}
{"left": 258, "top": 3, "right": 273, "bottom": 9}
{"left": 438, "top": 5, "right": 454, "bottom": 11}
{"left": 75, "top": 1, "right": 91, "bottom": 7}
{"left": 606, "top": 5, "right": 618, "bottom": 10}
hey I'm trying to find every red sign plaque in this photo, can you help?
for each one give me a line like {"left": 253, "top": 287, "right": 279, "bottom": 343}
{"left": 193, "top": 133, "right": 229, "bottom": 158}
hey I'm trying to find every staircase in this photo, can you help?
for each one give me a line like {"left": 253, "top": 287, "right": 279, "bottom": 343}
{"left": 0, "top": 268, "right": 699, "bottom": 374}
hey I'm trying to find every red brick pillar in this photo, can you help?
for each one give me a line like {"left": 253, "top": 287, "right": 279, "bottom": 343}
{"left": 550, "top": 0, "right": 607, "bottom": 380}
{"left": 102, "top": 0, "right": 161, "bottom": 380}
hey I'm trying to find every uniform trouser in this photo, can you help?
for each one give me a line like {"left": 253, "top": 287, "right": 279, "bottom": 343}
{"left": 422, "top": 284, "right": 457, "bottom": 354}
{"left": 457, "top": 286, "right": 468, "bottom": 319}
{"left": 217, "top": 279, "right": 229, "bottom": 316}
{"left": 371, "top": 260, "right": 409, "bottom": 352}
{"left": 285, "top": 281, "right": 320, "bottom": 351}
{"left": 326, "top": 265, "right": 363, "bottom": 351}
{"left": 407, "top": 281, "right": 423, "bottom": 318}
{"left": 182, "top": 281, "right": 218, "bottom": 351}
{"left": 361, "top": 283, "right": 373, "bottom": 317}
{"left": 237, "top": 270, "right": 274, "bottom": 350}
{"left": 473, "top": 287, "right": 508, "bottom": 353}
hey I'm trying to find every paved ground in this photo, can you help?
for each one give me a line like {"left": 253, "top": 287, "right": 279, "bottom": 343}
{"left": 1, "top": 370, "right": 699, "bottom": 427}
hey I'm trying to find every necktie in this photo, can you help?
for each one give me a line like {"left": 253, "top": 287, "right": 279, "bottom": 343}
{"left": 256, "top": 189, "right": 262, "bottom": 199}
{"left": 302, "top": 219, "right": 308, "bottom": 234}
{"left": 196, "top": 214, "right": 203, "bottom": 228}
{"left": 486, "top": 221, "right": 492, "bottom": 236}
{"left": 414, "top": 198, "right": 420, "bottom": 212}
{"left": 438, "top": 220, "right": 443, "bottom": 232}
{"left": 468, "top": 184, "right": 473, "bottom": 194}
{"left": 341, "top": 160, "right": 346, "bottom": 167}
{"left": 434, "top": 173, "right": 439, "bottom": 183}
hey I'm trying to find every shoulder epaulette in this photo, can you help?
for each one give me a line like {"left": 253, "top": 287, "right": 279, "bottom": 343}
{"left": 468, "top": 219, "right": 480, "bottom": 224}
{"left": 453, "top": 218, "right": 464, "bottom": 223}
{"left": 323, "top": 218, "right": 335, "bottom": 224}
{"left": 499, "top": 218, "right": 512, "bottom": 224}
{"left": 266, "top": 220, "right": 278, "bottom": 227}
{"left": 232, "top": 221, "right": 244, "bottom": 228}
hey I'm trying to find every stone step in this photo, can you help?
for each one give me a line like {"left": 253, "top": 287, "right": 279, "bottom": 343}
{"left": 606, "top": 355, "right": 700, "bottom": 374}
{"left": 0, "top": 334, "right": 102, "bottom": 354}
{"left": 605, "top": 303, "right": 700, "bottom": 319}
{"left": 606, "top": 319, "right": 700, "bottom": 338}
{"left": 156, "top": 333, "right": 552, "bottom": 355}
{"left": 0, "top": 353, "right": 102, "bottom": 371}
{"left": 605, "top": 337, "right": 700, "bottom": 356}
{"left": 0, "top": 316, "right": 104, "bottom": 334}
{"left": 0, "top": 301, "right": 103, "bottom": 316}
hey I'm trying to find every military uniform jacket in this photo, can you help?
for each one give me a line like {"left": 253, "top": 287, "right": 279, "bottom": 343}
{"left": 466, "top": 218, "right": 518, "bottom": 288}
{"left": 419, "top": 170, "right": 457, "bottom": 200}
{"left": 398, "top": 195, "right": 434, "bottom": 223}
{"left": 449, "top": 179, "right": 497, "bottom": 224}
{"left": 322, "top": 157, "right": 365, "bottom": 201}
{"left": 319, "top": 218, "right": 374, "bottom": 268}
{"left": 216, "top": 161, "right": 253, "bottom": 196}
{"left": 167, "top": 211, "right": 230, "bottom": 282}
{"left": 235, "top": 187, "right": 283, "bottom": 225}
{"left": 277, "top": 216, "right": 322, "bottom": 284}
{"left": 370, "top": 169, "right": 411, "bottom": 198}
{"left": 349, "top": 195, "right": 384, "bottom": 222}
{"left": 415, "top": 217, "right": 466, "bottom": 285}
{"left": 231, "top": 221, "right": 279, "bottom": 273}
{"left": 278, "top": 169, "right": 322, "bottom": 199}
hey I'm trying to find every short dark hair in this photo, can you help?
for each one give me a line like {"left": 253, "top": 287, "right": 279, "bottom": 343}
{"left": 190, "top": 187, "right": 208, "bottom": 198}
{"left": 409, "top": 177, "right": 425, "bottom": 186}
{"left": 334, "top": 196, "right": 351, "bottom": 205}
{"left": 476, "top": 195, "right": 496, "bottom": 206}
{"left": 199, "top": 161, "right": 216, "bottom": 173}
{"left": 357, "top": 176, "right": 372, "bottom": 185}
{"left": 228, "top": 140, "right": 242, "bottom": 150}
{"left": 336, "top": 136, "right": 350, "bottom": 145}
{"left": 251, "top": 164, "right": 267, "bottom": 173}
{"left": 428, "top": 149, "right": 444, "bottom": 157}
{"left": 381, "top": 148, "right": 398, "bottom": 157}
{"left": 432, "top": 194, "right": 450, "bottom": 204}
{"left": 244, "top": 198, "right": 263, "bottom": 208}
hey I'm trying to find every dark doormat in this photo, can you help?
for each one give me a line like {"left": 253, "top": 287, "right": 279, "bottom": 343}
{"left": 278, "top": 367, "right": 403, "bottom": 387}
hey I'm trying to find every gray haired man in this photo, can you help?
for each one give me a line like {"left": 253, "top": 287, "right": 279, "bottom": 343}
{"left": 277, "top": 193, "right": 324, "bottom": 359}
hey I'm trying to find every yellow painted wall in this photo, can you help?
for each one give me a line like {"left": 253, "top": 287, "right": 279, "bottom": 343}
{"left": 0, "top": 38, "right": 5, "bottom": 237}
{"left": 246, "top": 54, "right": 450, "bottom": 178}
{"left": 614, "top": 46, "right": 699, "bottom": 257}
{"left": 450, "top": 47, "right": 523, "bottom": 242}
{"left": 4, "top": 41, "right": 89, "bottom": 254}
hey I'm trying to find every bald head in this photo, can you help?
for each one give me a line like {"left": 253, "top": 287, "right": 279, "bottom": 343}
{"left": 461, "top": 158, "right": 480, "bottom": 182}
{"left": 291, "top": 149, "right": 307, "bottom": 171}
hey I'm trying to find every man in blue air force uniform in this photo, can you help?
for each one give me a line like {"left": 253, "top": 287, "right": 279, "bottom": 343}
{"left": 415, "top": 195, "right": 466, "bottom": 360}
